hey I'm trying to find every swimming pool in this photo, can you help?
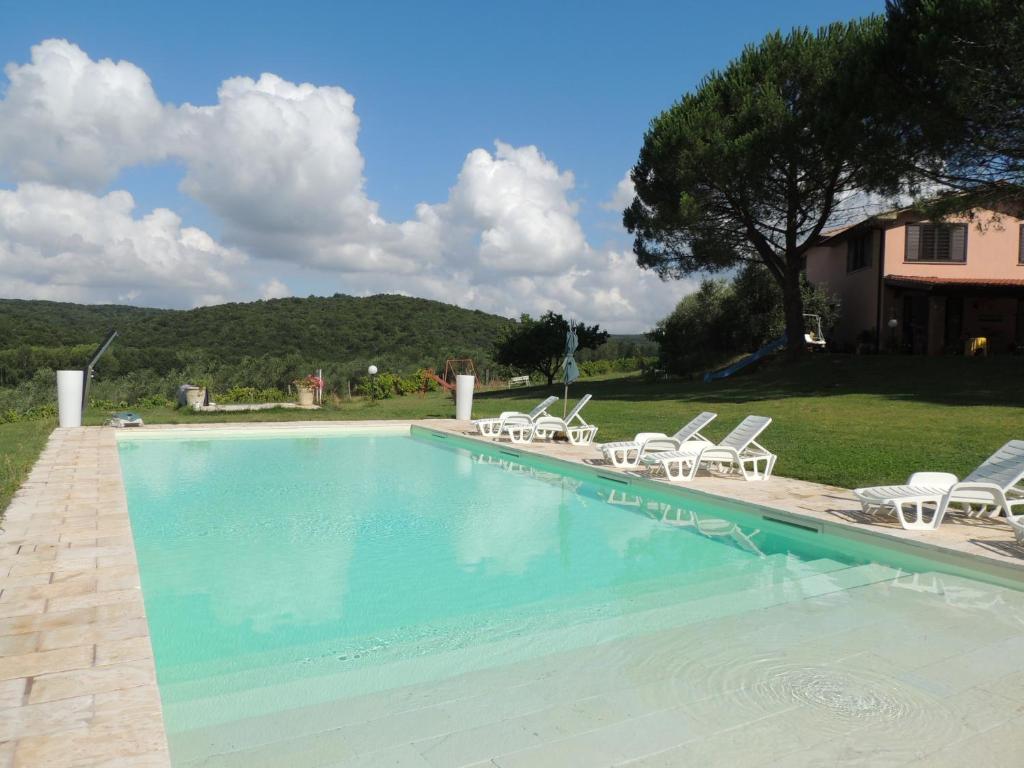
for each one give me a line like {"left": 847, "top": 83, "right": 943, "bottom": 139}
{"left": 118, "top": 426, "right": 1024, "bottom": 767}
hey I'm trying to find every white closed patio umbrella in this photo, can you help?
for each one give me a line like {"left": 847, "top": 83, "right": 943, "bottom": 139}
{"left": 562, "top": 321, "right": 580, "bottom": 418}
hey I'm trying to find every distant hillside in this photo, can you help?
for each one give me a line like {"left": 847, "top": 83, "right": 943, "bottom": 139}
{"left": 0, "top": 295, "right": 515, "bottom": 383}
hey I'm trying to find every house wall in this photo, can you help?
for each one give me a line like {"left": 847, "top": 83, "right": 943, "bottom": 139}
{"left": 804, "top": 229, "right": 880, "bottom": 349}
{"left": 883, "top": 209, "right": 1024, "bottom": 279}
{"left": 807, "top": 208, "right": 1024, "bottom": 351}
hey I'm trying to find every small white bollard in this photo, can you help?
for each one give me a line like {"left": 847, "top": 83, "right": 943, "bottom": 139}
{"left": 56, "top": 370, "right": 84, "bottom": 428}
{"left": 455, "top": 375, "right": 475, "bottom": 421}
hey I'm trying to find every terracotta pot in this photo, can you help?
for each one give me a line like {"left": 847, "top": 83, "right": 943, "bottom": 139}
{"left": 296, "top": 387, "right": 315, "bottom": 406}
{"left": 185, "top": 388, "right": 206, "bottom": 408}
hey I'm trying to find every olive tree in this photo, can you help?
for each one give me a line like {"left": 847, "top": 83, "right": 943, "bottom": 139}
{"left": 495, "top": 312, "right": 608, "bottom": 385}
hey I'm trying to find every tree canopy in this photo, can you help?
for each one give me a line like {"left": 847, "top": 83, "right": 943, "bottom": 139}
{"left": 494, "top": 312, "right": 608, "bottom": 385}
{"left": 650, "top": 263, "right": 840, "bottom": 376}
{"left": 877, "top": 0, "right": 1024, "bottom": 209}
{"left": 0, "top": 295, "right": 515, "bottom": 385}
{"left": 625, "top": 20, "right": 899, "bottom": 359}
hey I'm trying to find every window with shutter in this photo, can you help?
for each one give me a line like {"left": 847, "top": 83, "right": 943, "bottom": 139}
{"left": 846, "top": 233, "right": 872, "bottom": 272}
{"left": 906, "top": 224, "right": 921, "bottom": 261}
{"left": 904, "top": 223, "right": 967, "bottom": 262}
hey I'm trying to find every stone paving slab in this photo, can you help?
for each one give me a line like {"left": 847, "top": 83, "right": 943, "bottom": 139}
{"left": 0, "top": 427, "right": 170, "bottom": 768}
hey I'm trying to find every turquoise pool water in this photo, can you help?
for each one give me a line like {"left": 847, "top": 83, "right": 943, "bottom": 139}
{"left": 117, "top": 428, "right": 1024, "bottom": 766}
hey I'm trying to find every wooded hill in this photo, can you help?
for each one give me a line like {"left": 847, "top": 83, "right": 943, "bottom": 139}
{"left": 0, "top": 295, "right": 515, "bottom": 384}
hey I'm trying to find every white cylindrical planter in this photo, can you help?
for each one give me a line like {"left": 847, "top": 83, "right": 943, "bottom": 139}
{"left": 56, "top": 370, "right": 84, "bottom": 428}
{"left": 455, "top": 375, "right": 475, "bottom": 420}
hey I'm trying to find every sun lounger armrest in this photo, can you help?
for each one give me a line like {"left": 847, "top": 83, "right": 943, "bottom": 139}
{"left": 531, "top": 416, "right": 565, "bottom": 431}
{"left": 945, "top": 481, "right": 1011, "bottom": 507}
{"left": 907, "top": 472, "right": 958, "bottom": 488}
{"left": 695, "top": 446, "right": 741, "bottom": 464}
{"left": 635, "top": 432, "right": 670, "bottom": 446}
{"left": 497, "top": 413, "right": 533, "bottom": 432}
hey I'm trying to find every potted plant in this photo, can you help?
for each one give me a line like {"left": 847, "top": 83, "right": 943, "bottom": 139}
{"left": 293, "top": 374, "right": 323, "bottom": 406}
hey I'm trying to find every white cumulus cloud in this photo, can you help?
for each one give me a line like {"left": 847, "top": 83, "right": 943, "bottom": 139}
{"left": 0, "top": 182, "right": 245, "bottom": 306}
{"left": 600, "top": 171, "right": 635, "bottom": 212}
{"left": 260, "top": 278, "right": 291, "bottom": 300}
{"left": 0, "top": 39, "right": 169, "bottom": 189}
{"left": 0, "top": 39, "right": 692, "bottom": 331}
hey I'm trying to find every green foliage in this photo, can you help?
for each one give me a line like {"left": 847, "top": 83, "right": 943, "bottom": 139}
{"left": 0, "top": 294, "right": 515, "bottom": 386}
{"left": 358, "top": 373, "right": 398, "bottom": 400}
{"left": 578, "top": 357, "right": 655, "bottom": 377}
{"left": 650, "top": 264, "right": 840, "bottom": 375}
{"left": 625, "top": 19, "right": 898, "bottom": 359}
{"left": 577, "top": 336, "right": 658, "bottom": 363}
{"left": 877, "top": 0, "right": 1024, "bottom": 203}
{"left": 417, "top": 369, "right": 441, "bottom": 393}
{"left": 215, "top": 387, "right": 287, "bottom": 404}
{"left": 494, "top": 311, "right": 609, "bottom": 385}
{"left": 0, "top": 403, "right": 57, "bottom": 424}
{"left": 0, "top": 294, "right": 520, "bottom": 412}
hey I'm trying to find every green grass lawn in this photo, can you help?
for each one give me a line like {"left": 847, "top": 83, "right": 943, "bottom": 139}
{"left": 3, "top": 354, "right": 1024, "bottom": 519}
{"left": 0, "top": 418, "right": 56, "bottom": 516}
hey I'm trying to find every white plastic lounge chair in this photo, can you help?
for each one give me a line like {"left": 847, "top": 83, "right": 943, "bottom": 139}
{"left": 507, "top": 394, "right": 597, "bottom": 445}
{"left": 854, "top": 440, "right": 1024, "bottom": 532}
{"left": 473, "top": 396, "right": 558, "bottom": 437}
{"left": 642, "top": 415, "right": 776, "bottom": 482}
{"left": 694, "top": 514, "right": 764, "bottom": 556}
{"left": 600, "top": 412, "right": 717, "bottom": 468}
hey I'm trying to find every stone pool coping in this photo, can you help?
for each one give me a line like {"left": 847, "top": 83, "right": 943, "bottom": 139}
{"left": 1, "top": 418, "right": 1021, "bottom": 766}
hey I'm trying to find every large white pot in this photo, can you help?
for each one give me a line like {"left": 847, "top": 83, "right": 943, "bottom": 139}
{"left": 56, "top": 370, "right": 83, "bottom": 428}
{"left": 297, "top": 387, "right": 315, "bottom": 406}
{"left": 455, "top": 375, "right": 475, "bottom": 420}
{"left": 185, "top": 388, "right": 206, "bottom": 408}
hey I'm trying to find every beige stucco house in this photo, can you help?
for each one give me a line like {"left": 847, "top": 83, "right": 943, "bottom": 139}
{"left": 805, "top": 204, "right": 1024, "bottom": 354}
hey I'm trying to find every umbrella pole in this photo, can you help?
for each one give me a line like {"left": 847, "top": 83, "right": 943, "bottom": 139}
{"left": 563, "top": 383, "right": 568, "bottom": 418}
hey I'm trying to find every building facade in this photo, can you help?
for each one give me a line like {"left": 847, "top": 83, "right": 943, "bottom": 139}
{"left": 805, "top": 206, "right": 1024, "bottom": 354}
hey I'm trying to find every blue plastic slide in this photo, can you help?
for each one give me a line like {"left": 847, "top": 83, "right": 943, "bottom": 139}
{"left": 703, "top": 335, "right": 787, "bottom": 383}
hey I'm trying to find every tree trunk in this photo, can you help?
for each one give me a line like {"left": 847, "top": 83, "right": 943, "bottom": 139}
{"left": 545, "top": 371, "right": 556, "bottom": 386}
{"left": 781, "top": 266, "right": 806, "bottom": 361}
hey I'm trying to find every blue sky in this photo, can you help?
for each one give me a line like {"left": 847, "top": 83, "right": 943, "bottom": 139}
{"left": 0, "top": 0, "right": 883, "bottom": 330}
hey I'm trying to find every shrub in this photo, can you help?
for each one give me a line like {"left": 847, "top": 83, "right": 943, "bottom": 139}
{"left": 417, "top": 369, "right": 440, "bottom": 392}
{"left": 357, "top": 374, "right": 395, "bottom": 400}
{"left": 395, "top": 374, "right": 421, "bottom": 396}
{"left": 215, "top": 386, "right": 287, "bottom": 404}
{"left": 0, "top": 403, "right": 57, "bottom": 423}
{"left": 578, "top": 356, "right": 655, "bottom": 377}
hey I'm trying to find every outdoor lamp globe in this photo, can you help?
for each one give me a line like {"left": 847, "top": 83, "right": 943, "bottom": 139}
{"left": 368, "top": 365, "right": 378, "bottom": 375}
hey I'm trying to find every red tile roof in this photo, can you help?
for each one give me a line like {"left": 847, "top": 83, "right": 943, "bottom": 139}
{"left": 885, "top": 275, "right": 1024, "bottom": 289}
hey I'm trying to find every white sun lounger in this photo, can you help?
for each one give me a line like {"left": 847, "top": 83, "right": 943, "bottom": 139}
{"left": 507, "top": 394, "right": 597, "bottom": 445}
{"left": 473, "top": 395, "right": 558, "bottom": 437}
{"left": 642, "top": 415, "right": 776, "bottom": 482}
{"left": 854, "top": 439, "right": 1024, "bottom": 532}
{"left": 600, "top": 411, "right": 717, "bottom": 468}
